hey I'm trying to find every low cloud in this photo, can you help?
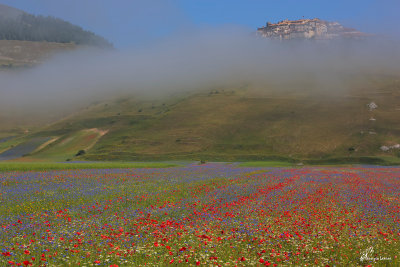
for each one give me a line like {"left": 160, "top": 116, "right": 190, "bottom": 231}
{"left": 1, "top": 26, "right": 400, "bottom": 119}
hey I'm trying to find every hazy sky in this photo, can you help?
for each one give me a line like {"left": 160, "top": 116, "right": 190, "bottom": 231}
{"left": 1, "top": 0, "right": 399, "bottom": 47}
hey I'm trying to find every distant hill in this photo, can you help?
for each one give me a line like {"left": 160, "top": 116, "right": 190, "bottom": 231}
{"left": 0, "top": 4, "right": 112, "bottom": 48}
{"left": 0, "top": 3, "right": 24, "bottom": 20}
{"left": 2, "top": 75, "right": 400, "bottom": 164}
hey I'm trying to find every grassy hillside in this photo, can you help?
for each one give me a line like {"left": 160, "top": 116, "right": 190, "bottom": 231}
{"left": 0, "top": 40, "right": 76, "bottom": 68}
{"left": 3, "top": 74, "right": 398, "bottom": 163}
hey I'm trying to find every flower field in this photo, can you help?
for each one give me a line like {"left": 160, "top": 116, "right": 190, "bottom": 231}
{"left": 0, "top": 164, "right": 399, "bottom": 266}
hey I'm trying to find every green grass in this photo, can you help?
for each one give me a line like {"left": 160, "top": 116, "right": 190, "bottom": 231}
{"left": 0, "top": 161, "right": 180, "bottom": 172}
{"left": 238, "top": 161, "right": 295, "bottom": 167}
{"left": 239, "top": 156, "right": 400, "bottom": 167}
{"left": 304, "top": 156, "right": 400, "bottom": 166}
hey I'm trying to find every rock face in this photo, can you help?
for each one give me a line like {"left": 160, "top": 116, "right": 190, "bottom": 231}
{"left": 257, "top": 18, "right": 366, "bottom": 40}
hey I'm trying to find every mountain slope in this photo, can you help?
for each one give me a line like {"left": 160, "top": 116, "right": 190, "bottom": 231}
{"left": 0, "top": 4, "right": 112, "bottom": 48}
{"left": 0, "top": 4, "right": 112, "bottom": 68}
{"left": 4, "top": 74, "right": 399, "bottom": 163}
{"left": 0, "top": 4, "right": 24, "bottom": 20}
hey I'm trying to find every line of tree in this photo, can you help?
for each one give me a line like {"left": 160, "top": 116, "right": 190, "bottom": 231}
{"left": 0, "top": 13, "right": 112, "bottom": 48}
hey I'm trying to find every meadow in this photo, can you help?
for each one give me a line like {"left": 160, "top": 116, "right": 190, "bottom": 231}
{"left": 0, "top": 162, "right": 179, "bottom": 172}
{"left": 0, "top": 164, "right": 399, "bottom": 266}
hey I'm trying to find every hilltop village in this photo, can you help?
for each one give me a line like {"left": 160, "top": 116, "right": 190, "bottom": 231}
{"left": 257, "top": 18, "right": 366, "bottom": 40}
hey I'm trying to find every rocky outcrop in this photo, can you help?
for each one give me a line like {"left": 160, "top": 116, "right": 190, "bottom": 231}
{"left": 257, "top": 18, "right": 367, "bottom": 40}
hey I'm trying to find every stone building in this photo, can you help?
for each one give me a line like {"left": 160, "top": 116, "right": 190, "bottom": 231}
{"left": 257, "top": 18, "right": 365, "bottom": 40}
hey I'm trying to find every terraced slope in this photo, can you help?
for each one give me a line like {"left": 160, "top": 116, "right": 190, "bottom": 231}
{"left": 0, "top": 137, "right": 50, "bottom": 160}
{"left": 26, "top": 129, "right": 108, "bottom": 161}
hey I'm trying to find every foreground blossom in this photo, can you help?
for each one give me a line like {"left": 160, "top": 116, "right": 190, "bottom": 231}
{"left": 0, "top": 164, "right": 399, "bottom": 266}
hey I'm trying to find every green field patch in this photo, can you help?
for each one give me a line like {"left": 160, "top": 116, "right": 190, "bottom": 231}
{"left": 239, "top": 161, "right": 295, "bottom": 167}
{"left": 0, "top": 136, "right": 26, "bottom": 154}
{"left": 304, "top": 156, "right": 400, "bottom": 166}
{"left": 0, "top": 137, "right": 50, "bottom": 160}
{"left": 31, "top": 128, "right": 108, "bottom": 161}
{"left": 0, "top": 161, "right": 179, "bottom": 172}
